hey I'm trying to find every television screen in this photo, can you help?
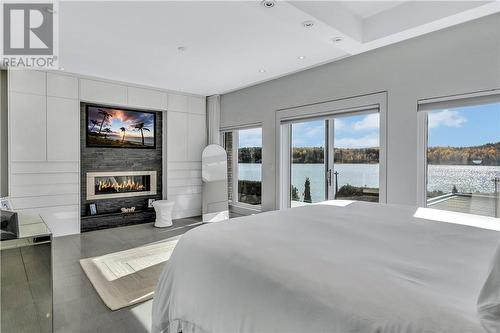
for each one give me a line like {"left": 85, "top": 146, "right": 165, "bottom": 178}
{"left": 86, "top": 105, "right": 156, "bottom": 148}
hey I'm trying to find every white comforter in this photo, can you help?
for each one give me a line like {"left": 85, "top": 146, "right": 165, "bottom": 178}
{"left": 152, "top": 202, "right": 499, "bottom": 333}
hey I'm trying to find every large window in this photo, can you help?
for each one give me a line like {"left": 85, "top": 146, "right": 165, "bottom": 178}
{"left": 222, "top": 127, "right": 262, "bottom": 206}
{"left": 284, "top": 109, "right": 381, "bottom": 207}
{"left": 422, "top": 97, "right": 500, "bottom": 217}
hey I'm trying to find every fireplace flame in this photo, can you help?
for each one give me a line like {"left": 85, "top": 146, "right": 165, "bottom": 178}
{"left": 98, "top": 178, "right": 146, "bottom": 192}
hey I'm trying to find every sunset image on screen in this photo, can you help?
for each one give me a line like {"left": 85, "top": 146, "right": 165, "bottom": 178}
{"left": 86, "top": 106, "right": 155, "bottom": 148}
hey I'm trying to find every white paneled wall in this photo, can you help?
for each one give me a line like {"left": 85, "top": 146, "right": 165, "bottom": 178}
{"left": 167, "top": 94, "right": 206, "bottom": 219}
{"left": 79, "top": 79, "right": 127, "bottom": 105}
{"left": 8, "top": 69, "right": 206, "bottom": 236}
{"left": 8, "top": 70, "right": 80, "bottom": 236}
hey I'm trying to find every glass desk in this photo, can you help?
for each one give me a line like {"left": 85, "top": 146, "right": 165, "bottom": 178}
{"left": 1, "top": 213, "right": 53, "bottom": 333}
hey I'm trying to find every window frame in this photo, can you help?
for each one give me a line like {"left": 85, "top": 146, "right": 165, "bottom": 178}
{"left": 416, "top": 89, "right": 500, "bottom": 208}
{"left": 276, "top": 92, "right": 388, "bottom": 209}
{"left": 220, "top": 124, "right": 263, "bottom": 212}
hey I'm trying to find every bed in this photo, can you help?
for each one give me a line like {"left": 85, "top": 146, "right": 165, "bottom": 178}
{"left": 152, "top": 201, "right": 500, "bottom": 333}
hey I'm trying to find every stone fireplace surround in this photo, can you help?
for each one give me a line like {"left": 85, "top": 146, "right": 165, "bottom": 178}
{"left": 80, "top": 103, "right": 163, "bottom": 232}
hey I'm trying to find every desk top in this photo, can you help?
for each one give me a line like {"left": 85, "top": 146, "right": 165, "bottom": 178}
{"left": 17, "top": 214, "right": 52, "bottom": 239}
{"left": 1, "top": 213, "right": 51, "bottom": 249}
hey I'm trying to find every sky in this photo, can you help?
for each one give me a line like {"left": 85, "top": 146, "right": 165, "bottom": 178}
{"left": 239, "top": 128, "right": 262, "bottom": 148}
{"left": 284, "top": 102, "right": 500, "bottom": 149}
{"left": 291, "top": 113, "right": 380, "bottom": 148}
{"left": 428, "top": 102, "right": 500, "bottom": 147}
{"left": 87, "top": 107, "right": 155, "bottom": 138}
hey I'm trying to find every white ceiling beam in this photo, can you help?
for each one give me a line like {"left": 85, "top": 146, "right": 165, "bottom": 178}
{"left": 285, "top": 1, "right": 365, "bottom": 54}
{"left": 361, "top": 0, "right": 500, "bottom": 51}
{"left": 363, "top": 1, "right": 495, "bottom": 42}
{"left": 288, "top": 1, "right": 364, "bottom": 42}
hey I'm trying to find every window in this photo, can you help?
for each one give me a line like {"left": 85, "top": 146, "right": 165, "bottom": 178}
{"left": 222, "top": 127, "right": 262, "bottom": 206}
{"left": 284, "top": 109, "right": 381, "bottom": 207}
{"left": 420, "top": 96, "right": 500, "bottom": 217}
{"left": 332, "top": 113, "right": 380, "bottom": 203}
{"left": 290, "top": 120, "right": 326, "bottom": 206}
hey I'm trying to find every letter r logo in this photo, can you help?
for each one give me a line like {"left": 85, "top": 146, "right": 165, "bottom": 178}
{"left": 3, "top": 3, "right": 53, "bottom": 55}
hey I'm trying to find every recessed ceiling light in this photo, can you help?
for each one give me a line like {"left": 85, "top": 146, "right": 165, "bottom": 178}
{"left": 302, "top": 20, "right": 315, "bottom": 28}
{"left": 297, "top": 56, "right": 306, "bottom": 60}
{"left": 261, "top": 0, "right": 276, "bottom": 8}
{"left": 258, "top": 69, "right": 266, "bottom": 73}
{"left": 332, "top": 37, "right": 343, "bottom": 43}
{"left": 177, "top": 46, "right": 187, "bottom": 52}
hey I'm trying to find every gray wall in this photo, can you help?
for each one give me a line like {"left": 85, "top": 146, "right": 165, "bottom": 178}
{"left": 220, "top": 14, "right": 500, "bottom": 211}
{"left": 0, "top": 70, "right": 7, "bottom": 197}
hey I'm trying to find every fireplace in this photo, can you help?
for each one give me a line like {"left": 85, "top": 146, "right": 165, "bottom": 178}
{"left": 86, "top": 171, "right": 157, "bottom": 200}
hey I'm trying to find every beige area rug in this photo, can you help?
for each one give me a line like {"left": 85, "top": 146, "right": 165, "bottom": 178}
{"left": 80, "top": 236, "right": 180, "bottom": 310}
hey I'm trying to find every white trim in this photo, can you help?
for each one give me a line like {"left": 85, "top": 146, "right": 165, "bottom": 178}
{"left": 417, "top": 89, "right": 500, "bottom": 111}
{"left": 220, "top": 122, "right": 262, "bottom": 132}
{"left": 279, "top": 124, "right": 291, "bottom": 209}
{"left": 232, "top": 131, "right": 240, "bottom": 205}
{"left": 86, "top": 171, "right": 157, "bottom": 200}
{"left": 279, "top": 104, "right": 379, "bottom": 124}
{"left": 327, "top": 119, "right": 334, "bottom": 200}
{"left": 416, "top": 110, "right": 428, "bottom": 207}
{"left": 276, "top": 92, "right": 388, "bottom": 209}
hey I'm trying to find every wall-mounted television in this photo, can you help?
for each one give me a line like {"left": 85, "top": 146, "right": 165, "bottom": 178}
{"left": 86, "top": 104, "right": 156, "bottom": 149}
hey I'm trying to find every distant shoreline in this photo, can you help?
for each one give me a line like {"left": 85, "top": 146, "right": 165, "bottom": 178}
{"left": 238, "top": 141, "right": 499, "bottom": 166}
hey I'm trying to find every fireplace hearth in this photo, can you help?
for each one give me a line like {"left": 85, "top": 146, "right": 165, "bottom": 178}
{"left": 86, "top": 171, "right": 157, "bottom": 200}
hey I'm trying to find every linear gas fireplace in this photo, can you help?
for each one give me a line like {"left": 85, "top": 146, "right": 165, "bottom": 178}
{"left": 86, "top": 171, "right": 157, "bottom": 200}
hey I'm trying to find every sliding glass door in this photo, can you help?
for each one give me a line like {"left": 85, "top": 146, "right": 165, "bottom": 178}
{"left": 284, "top": 110, "right": 381, "bottom": 207}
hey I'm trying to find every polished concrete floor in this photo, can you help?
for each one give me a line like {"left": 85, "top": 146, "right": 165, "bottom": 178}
{"left": 53, "top": 217, "right": 203, "bottom": 333}
{"left": 1, "top": 243, "right": 52, "bottom": 333}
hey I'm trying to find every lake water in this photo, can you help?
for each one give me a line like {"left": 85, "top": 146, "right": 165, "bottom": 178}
{"left": 238, "top": 163, "right": 500, "bottom": 203}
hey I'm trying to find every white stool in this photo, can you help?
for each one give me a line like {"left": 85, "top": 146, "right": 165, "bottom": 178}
{"left": 152, "top": 200, "right": 175, "bottom": 228}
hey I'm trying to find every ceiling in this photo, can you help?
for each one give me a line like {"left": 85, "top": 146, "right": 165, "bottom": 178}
{"left": 57, "top": 1, "right": 500, "bottom": 96}
{"left": 339, "top": 1, "right": 407, "bottom": 19}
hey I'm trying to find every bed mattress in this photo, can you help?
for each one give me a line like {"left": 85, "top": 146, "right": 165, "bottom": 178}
{"left": 152, "top": 201, "right": 499, "bottom": 333}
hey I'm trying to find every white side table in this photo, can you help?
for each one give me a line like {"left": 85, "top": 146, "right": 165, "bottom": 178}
{"left": 152, "top": 200, "right": 175, "bottom": 228}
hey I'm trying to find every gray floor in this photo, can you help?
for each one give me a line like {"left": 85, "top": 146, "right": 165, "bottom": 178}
{"left": 1, "top": 243, "right": 52, "bottom": 333}
{"left": 53, "top": 217, "right": 202, "bottom": 333}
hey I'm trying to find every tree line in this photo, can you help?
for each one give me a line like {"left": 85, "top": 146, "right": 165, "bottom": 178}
{"left": 427, "top": 142, "right": 500, "bottom": 165}
{"left": 238, "top": 147, "right": 380, "bottom": 164}
{"left": 292, "top": 147, "right": 380, "bottom": 164}
{"left": 238, "top": 147, "right": 262, "bottom": 163}
{"left": 238, "top": 142, "right": 500, "bottom": 166}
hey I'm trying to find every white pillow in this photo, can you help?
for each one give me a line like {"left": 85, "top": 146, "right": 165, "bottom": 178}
{"left": 478, "top": 241, "right": 500, "bottom": 333}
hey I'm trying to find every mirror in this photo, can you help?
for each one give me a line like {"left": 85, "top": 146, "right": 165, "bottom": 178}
{"left": 202, "top": 144, "right": 229, "bottom": 222}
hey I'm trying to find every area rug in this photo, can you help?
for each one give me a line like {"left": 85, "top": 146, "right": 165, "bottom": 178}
{"left": 80, "top": 236, "right": 180, "bottom": 310}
